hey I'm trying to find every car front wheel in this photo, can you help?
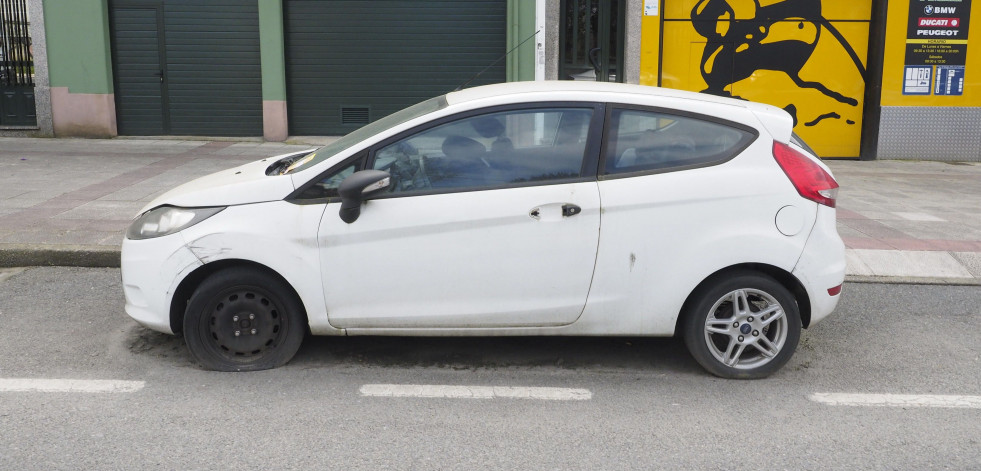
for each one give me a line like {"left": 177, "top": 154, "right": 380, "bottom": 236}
{"left": 183, "top": 267, "right": 306, "bottom": 371}
{"left": 683, "top": 271, "right": 801, "bottom": 379}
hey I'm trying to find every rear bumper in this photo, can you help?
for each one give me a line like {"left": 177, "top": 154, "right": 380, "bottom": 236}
{"left": 793, "top": 205, "right": 846, "bottom": 327}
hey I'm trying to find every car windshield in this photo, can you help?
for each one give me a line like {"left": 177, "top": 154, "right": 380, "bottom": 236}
{"left": 283, "top": 95, "right": 449, "bottom": 174}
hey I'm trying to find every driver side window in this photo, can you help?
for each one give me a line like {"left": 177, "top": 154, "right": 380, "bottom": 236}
{"left": 372, "top": 107, "right": 593, "bottom": 195}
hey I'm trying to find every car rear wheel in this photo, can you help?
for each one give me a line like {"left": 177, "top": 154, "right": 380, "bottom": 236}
{"left": 683, "top": 271, "right": 801, "bottom": 379}
{"left": 184, "top": 267, "right": 306, "bottom": 371}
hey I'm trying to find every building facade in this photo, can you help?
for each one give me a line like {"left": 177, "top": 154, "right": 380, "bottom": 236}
{"left": 2, "top": 0, "right": 978, "bottom": 161}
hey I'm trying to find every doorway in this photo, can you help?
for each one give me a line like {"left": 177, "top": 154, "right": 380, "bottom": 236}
{"left": 109, "top": 0, "right": 262, "bottom": 136}
{"left": 0, "top": 0, "right": 35, "bottom": 126}
{"left": 559, "top": 0, "right": 626, "bottom": 82}
{"left": 283, "top": 0, "right": 506, "bottom": 135}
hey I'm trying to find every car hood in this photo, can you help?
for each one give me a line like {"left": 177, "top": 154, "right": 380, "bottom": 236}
{"left": 135, "top": 151, "right": 312, "bottom": 216}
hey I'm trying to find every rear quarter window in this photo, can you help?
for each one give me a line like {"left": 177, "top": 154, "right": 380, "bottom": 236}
{"left": 603, "top": 108, "right": 757, "bottom": 176}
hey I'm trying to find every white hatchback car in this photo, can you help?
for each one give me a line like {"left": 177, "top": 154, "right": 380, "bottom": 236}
{"left": 122, "top": 82, "right": 844, "bottom": 378}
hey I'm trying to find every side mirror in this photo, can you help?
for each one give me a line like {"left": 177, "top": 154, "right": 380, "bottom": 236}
{"left": 337, "top": 170, "right": 391, "bottom": 223}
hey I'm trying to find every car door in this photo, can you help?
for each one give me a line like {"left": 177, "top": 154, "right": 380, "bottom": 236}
{"left": 318, "top": 104, "right": 603, "bottom": 329}
{"left": 583, "top": 105, "right": 792, "bottom": 335}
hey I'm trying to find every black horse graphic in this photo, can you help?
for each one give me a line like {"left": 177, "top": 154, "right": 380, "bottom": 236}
{"left": 691, "top": 0, "right": 866, "bottom": 124}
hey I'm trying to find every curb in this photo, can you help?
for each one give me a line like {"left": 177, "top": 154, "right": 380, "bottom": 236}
{"left": 844, "top": 274, "right": 981, "bottom": 286}
{"left": 2, "top": 243, "right": 979, "bottom": 287}
{"left": 0, "top": 244, "right": 121, "bottom": 268}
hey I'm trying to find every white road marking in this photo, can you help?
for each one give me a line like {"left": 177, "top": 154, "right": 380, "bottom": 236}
{"left": 809, "top": 393, "right": 981, "bottom": 409}
{"left": 0, "top": 379, "right": 145, "bottom": 393}
{"left": 360, "top": 384, "right": 592, "bottom": 401}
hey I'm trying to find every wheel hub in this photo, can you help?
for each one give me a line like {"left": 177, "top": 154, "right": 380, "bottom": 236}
{"left": 209, "top": 291, "right": 282, "bottom": 357}
{"left": 235, "top": 313, "right": 255, "bottom": 330}
{"left": 703, "top": 288, "right": 788, "bottom": 369}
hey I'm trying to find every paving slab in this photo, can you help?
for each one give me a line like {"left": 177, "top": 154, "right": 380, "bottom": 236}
{"left": 845, "top": 251, "right": 874, "bottom": 277}
{"left": 847, "top": 249, "right": 973, "bottom": 279}
{"left": 952, "top": 252, "right": 981, "bottom": 278}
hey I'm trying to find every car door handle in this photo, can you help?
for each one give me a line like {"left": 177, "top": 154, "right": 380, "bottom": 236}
{"left": 529, "top": 203, "right": 583, "bottom": 221}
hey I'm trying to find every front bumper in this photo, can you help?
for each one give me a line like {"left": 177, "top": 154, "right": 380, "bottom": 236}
{"left": 121, "top": 233, "right": 202, "bottom": 334}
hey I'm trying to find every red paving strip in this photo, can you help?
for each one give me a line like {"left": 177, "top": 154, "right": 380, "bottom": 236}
{"left": 836, "top": 171, "right": 981, "bottom": 181}
{"left": 0, "top": 142, "right": 236, "bottom": 230}
{"left": 11, "top": 151, "right": 199, "bottom": 160}
{"left": 922, "top": 239, "right": 981, "bottom": 251}
{"left": 838, "top": 205, "right": 981, "bottom": 252}
{"left": 838, "top": 218, "right": 912, "bottom": 240}
{"left": 878, "top": 238, "right": 948, "bottom": 251}
{"left": 836, "top": 208, "right": 866, "bottom": 219}
{"left": 842, "top": 237, "right": 897, "bottom": 250}
{"left": 6, "top": 147, "right": 256, "bottom": 161}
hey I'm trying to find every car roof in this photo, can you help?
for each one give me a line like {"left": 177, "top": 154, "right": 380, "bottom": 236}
{"left": 445, "top": 81, "right": 751, "bottom": 108}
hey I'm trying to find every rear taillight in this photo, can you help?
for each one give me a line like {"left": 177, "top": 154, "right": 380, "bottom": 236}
{"left": 772, "top": 141, "right": 839, "bottom": 208}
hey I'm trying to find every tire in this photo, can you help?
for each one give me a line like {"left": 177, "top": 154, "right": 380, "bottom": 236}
{"left": 183, "top": 267, "right": 306, "bottom": 372}
{"left": 682, "top": 271, "right": 801, "bottom": 379}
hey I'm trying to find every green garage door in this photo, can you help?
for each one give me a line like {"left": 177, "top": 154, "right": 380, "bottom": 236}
{"left": 110, "top": 0, "right": 262, "bottom": 136}
{"left": 284, "top": 0, "right": 506, "bottom": 135}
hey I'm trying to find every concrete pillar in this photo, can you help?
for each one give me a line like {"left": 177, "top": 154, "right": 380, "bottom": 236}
{"left": 259, "top": 0, "right": 288, "bottom": 141}
{"left": 545, "top": 0, "right": 559, "bottom": 80}
{"left": 624, "top": 0, "right": 642, "bottom": 84}
{"left": 28, "top": 0, "right": 52, "bottom": 135}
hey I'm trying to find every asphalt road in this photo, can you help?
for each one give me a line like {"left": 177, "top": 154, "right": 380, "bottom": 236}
{"left": 1, "top": 267, "right": 979, "bottom": 470}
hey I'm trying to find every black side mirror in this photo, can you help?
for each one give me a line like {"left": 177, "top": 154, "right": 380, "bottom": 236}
{"left": 337, "top": 170, "right": 391, "bottom": 223}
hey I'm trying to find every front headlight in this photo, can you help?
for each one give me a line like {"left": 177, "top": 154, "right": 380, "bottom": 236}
{"left": 126, "top": 206, "right": 225, "bottom": 240}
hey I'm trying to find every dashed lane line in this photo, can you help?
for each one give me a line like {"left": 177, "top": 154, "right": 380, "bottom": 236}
{"left": 360, "top": 384, "right": 592, "bottom": 401}
{"left": 809, "top": 393, "right": 981, "bottom": 409}
{"left": 0, "top": 379, "right": 145, "bottom": 393}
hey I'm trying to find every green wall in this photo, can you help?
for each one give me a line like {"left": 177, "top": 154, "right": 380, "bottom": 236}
{"left": 43, "top": 0, "right": 114, "bottom": 94}
{"left": 258, "top": 0, "right": 287, "bottom": 101}
{"left": 506, "top": 0, "right": 536, "bottom": 82}
{"left": 41, "top": 0, "right": 531, "bottom": 97}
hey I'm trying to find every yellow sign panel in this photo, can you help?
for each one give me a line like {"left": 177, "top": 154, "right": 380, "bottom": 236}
{"left": 881, "top": 0, "right": 980, "bottom": 106}
{"left": 642, "top": 0, "right": 873, "bottom": 158}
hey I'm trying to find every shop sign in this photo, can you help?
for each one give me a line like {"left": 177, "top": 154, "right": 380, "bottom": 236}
{"left": 903, "top": 0, "right": 972, "bottom": 95}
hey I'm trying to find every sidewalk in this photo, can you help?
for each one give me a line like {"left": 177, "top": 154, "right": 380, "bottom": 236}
{"left": 1, "top": 137, "right": 980, "bottom": 284}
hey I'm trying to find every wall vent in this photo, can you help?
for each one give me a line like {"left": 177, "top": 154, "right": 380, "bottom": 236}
{"left": 341, "top": 107, "right": 370, "bottom": 125}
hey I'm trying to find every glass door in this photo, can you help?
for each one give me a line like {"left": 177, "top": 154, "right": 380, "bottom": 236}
{"left": 559, "top": 0, "right": 626, "bottom": 82}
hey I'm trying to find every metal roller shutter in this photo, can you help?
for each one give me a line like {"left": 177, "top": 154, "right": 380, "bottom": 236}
{"left": 110, "top": 0, "right": 262, "bottom": 136}
{"left": 111, "top": 6, "right": 167, "bottom": 135}
{"left": 284, "top": 0, "right": 506, "bottom": 135}
{"left": 163, "top": 1, "right": 262, "bottom": 136}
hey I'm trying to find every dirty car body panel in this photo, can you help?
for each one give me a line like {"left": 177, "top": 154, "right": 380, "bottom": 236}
{"left": 121, "top": 82, "right": 844, "bottom": 377}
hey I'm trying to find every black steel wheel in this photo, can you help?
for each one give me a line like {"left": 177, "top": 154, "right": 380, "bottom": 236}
{"left": 184, "top": 267, "right": 305, "bottom": 371}
{"left": 683, "top": 271, "right": 801, "bottom": 379}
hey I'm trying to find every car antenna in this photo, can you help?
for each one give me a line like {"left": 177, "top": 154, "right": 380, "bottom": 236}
{"left": 454, "top": 30, "right": 540, "bottom": 92}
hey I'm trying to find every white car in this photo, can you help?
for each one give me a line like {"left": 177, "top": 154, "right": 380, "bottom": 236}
{"left": 121, "top": 82, "right": 844, "bottom": 378}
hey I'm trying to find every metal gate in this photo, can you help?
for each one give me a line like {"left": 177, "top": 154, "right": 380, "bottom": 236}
{"left": 0, "top": 0, "right": 35, "bottom": 126}
{"left": 559, "top": 0, "right": 626, "bottom": 82}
